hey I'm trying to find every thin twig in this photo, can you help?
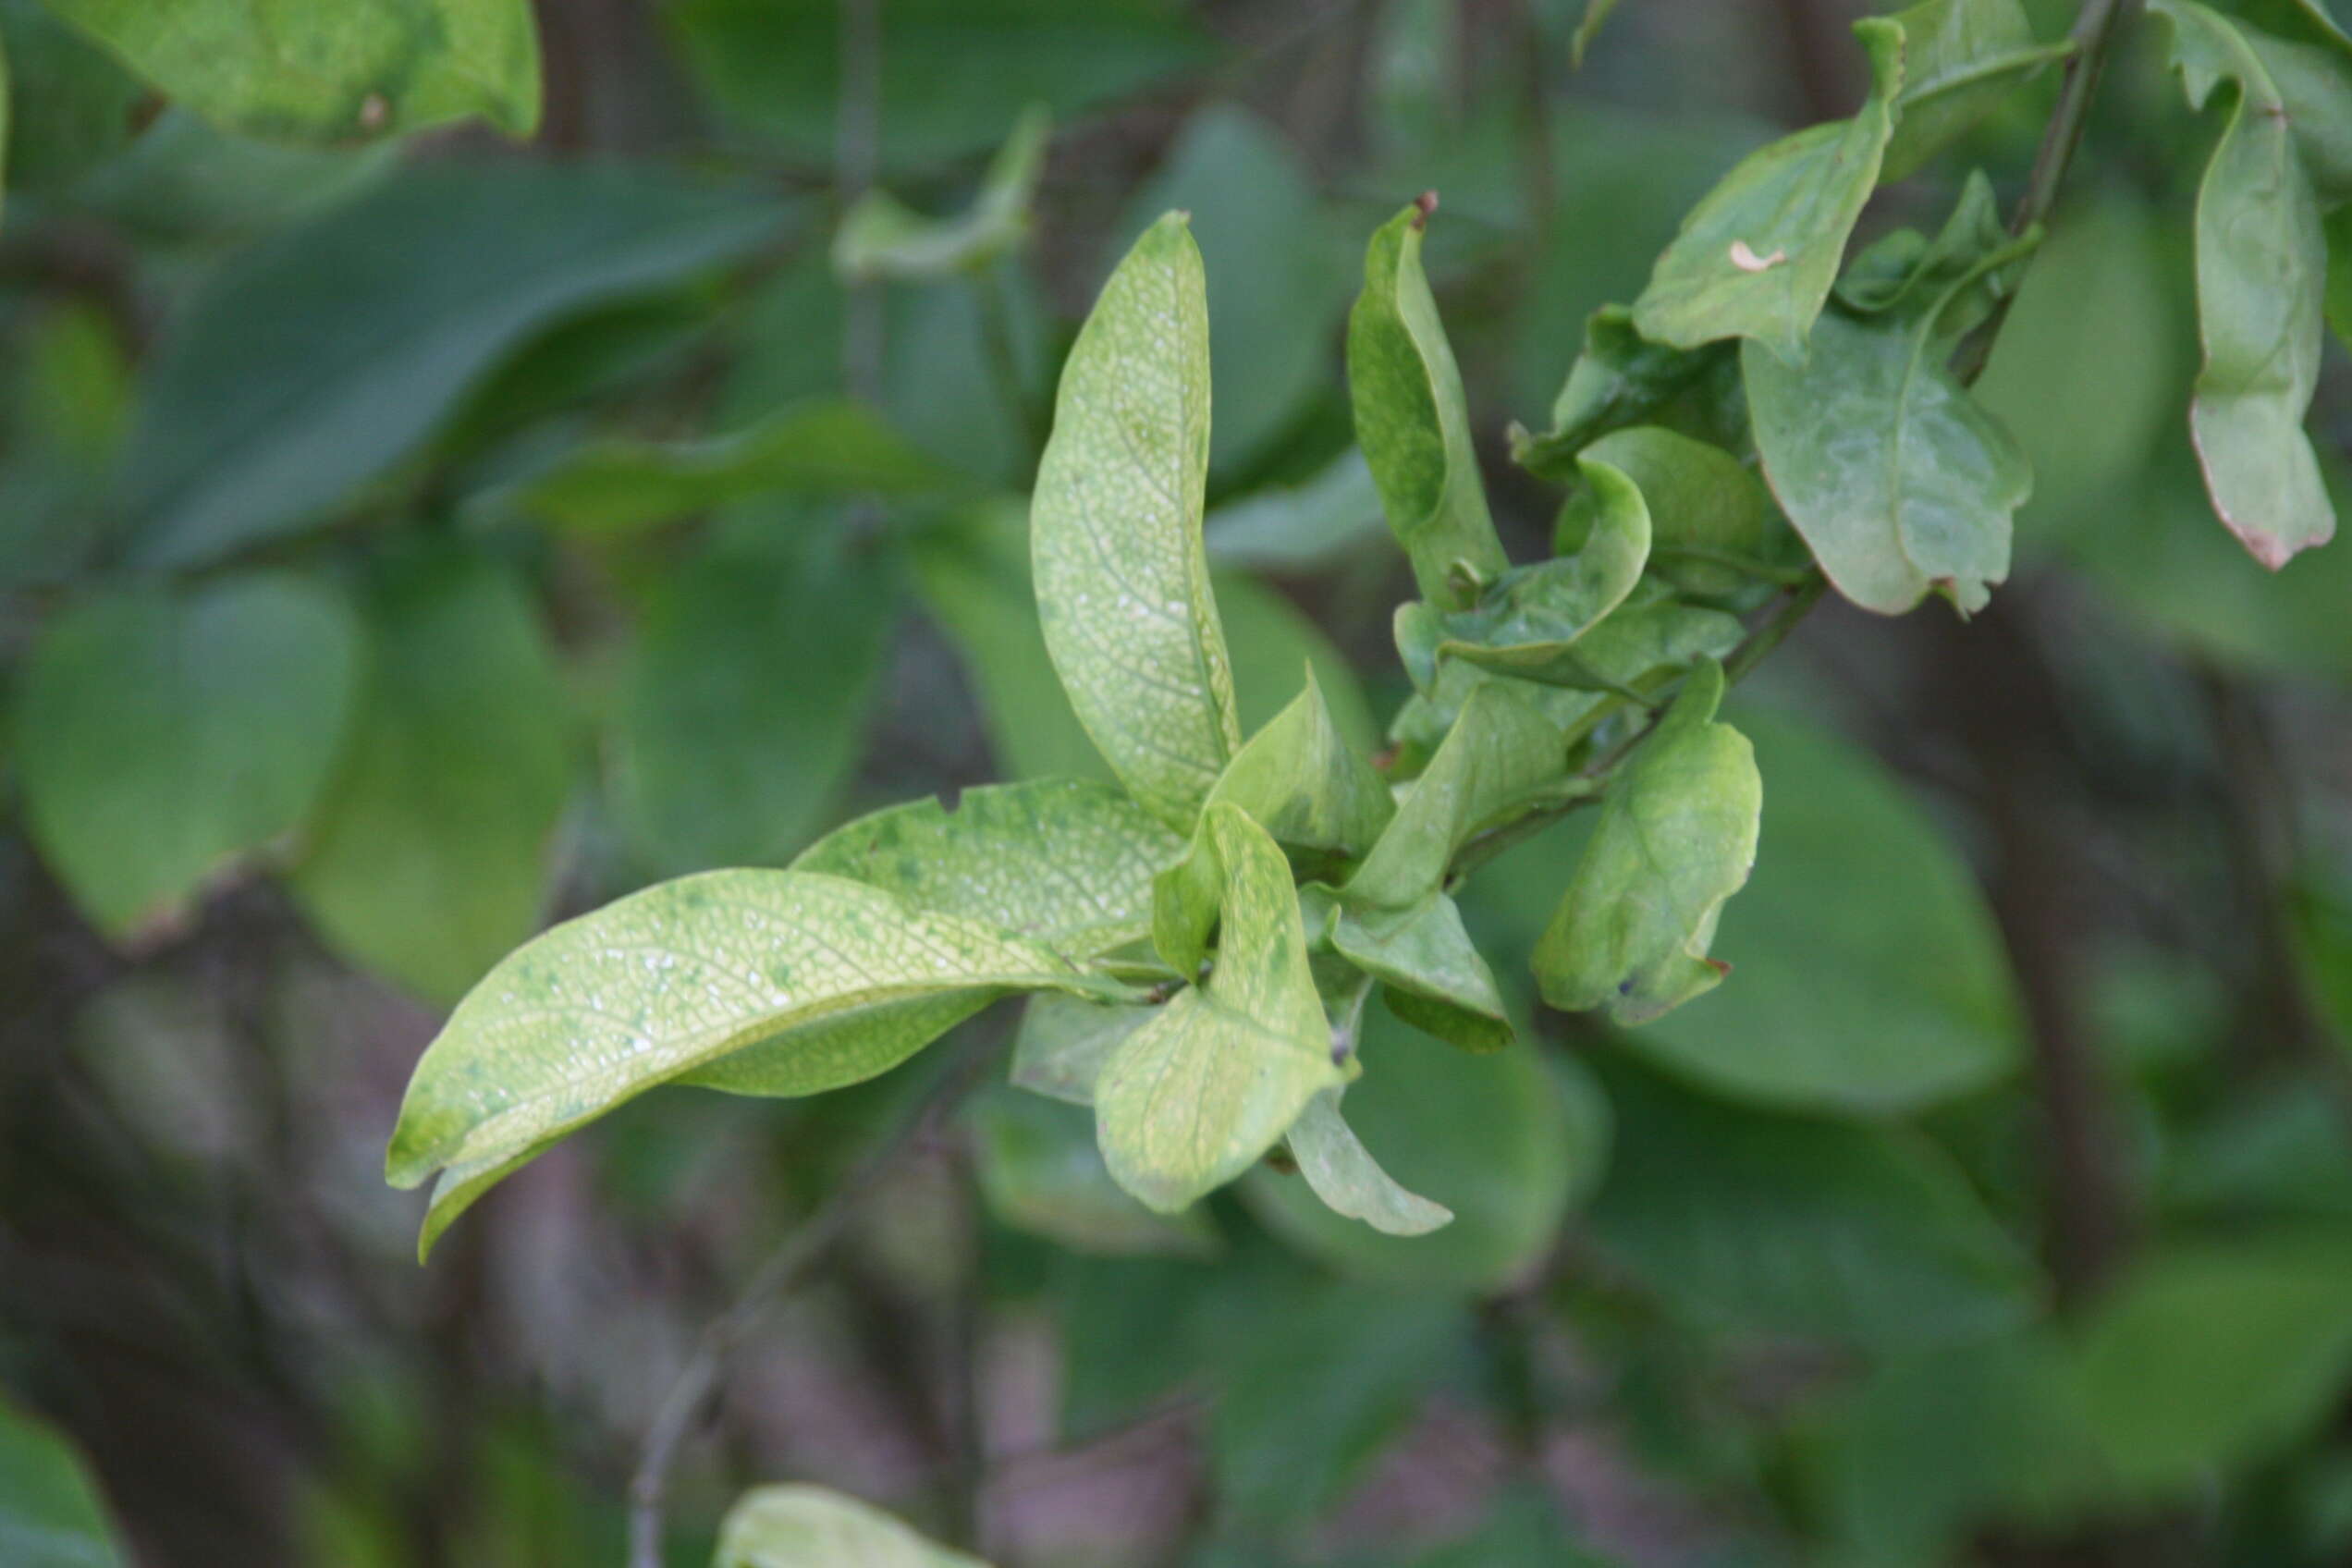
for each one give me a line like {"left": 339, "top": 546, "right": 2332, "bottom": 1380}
{"left": 624, "top": 1033, "right": 999, "bottom": 1568}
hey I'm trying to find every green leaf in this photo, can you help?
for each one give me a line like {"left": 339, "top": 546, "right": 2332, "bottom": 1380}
{"left": 1535, "top": 659, "right": 1758, "bottom": 1023}
{"left": 121, "top": 166, "right": 780, "bottom": 570}
{"left": 713, "top": 1484, "right": 986, "bottom": 1567}
{"left": 288, "top": 548, "right": 572, "bottom": 1007}
{"left": 1204, "top": 667, "right": 1393, "bottom": 867}
{"left": 1031, "top": 212, "right": 1240, "bottom": 830}
{"left": 1310, "top": 887, "right": 1514, "bottom": 1053}
{"left": 18, "top": 572, "right": 361, "bottom": 939}
{"left": 1348, "top": 201, "right": 1512, "bottom": 608}
{"left": 1438, "top": 455, "right": 1652, "bottom": 687}
{"left": 0, "top": 1398, "right": 128, "bottom": 1568}
{"left": 797, "top": 778, "right": 1183, "bottom": 959}
{"left": 670, "top": 0, "right": 1204, "bottom": 173}
{"left": 1746, "top": 276, "right": 2033, "bottom": 617}
{"left": 1288, "top": 1086, "right": 1452, "bottom": 1236}
{"left": 2076, "top": 1236, "right": 2352, "bottom": 1496}
{"left": 1630, "top": 18, "right": 1903, "bottom": 361}
{"left": 611, "top": 514, "right": 895, "bottom": 875}
{"left": 835, "top": 104, "right": 1049, "bottom": 282}
{"left": 1627, "top": 706, "right": 2022, "bottom": 1111}
{"left": 1245, "top": 1006, "right": 1604, "bottom": 1292}
{"left": 1202, "top": 448, "right": 1384, "bottom": 572}
{"left": 974, "top": 1088, "right": 1216, "bottom": 1256}
{"left": 1095, "top": 804, "right": 1344, "bottom": 1212}
{"left": 1880, "top": 0, "right": 2069, "bottom": 182}
{"left": 1510, "top": 305, "right": 1733, "bottom": 482}
{"left": 1557, "top": 426, "right": 1788, "bottom": 599}
{"left": 34, "top": 0, "right": 539, "bottom": 141}
{"left": 1572, "top": 0, "right": 1624, "bottom": 66}
{"left": 2150, "top": 0, "right": 2338, "bottom": 567}
{"left": 1589, "top": 1057, "right": 2038, "bottom": 1350}
{"left": 388, "top": 870, "right": 1106, "bottom": 1253}
{"left": 0, "top": 0, "right": 141, "bottom": 195}
{"left": 1346, "top": 684, "right": 1564, "bottom": 912}
{"left": 491, "top": 402, "right": 959, "bottom": 534}
{"left": 1011, "top": 993, "right": 1156, "bottom": 1105}
{"left": 1124, "top": 105, "right": 1344, "bottom": 472}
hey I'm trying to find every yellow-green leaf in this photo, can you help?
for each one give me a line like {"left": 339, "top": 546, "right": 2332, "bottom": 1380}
{"left": 715, "top": 1484, "right": 987, "bottom": 1568}
{"left": 1288, "top": 1087, "right": 1452, "bottom": 1236}
{"left": 1204, "top": 666, "right": 1393, "bottom": 868}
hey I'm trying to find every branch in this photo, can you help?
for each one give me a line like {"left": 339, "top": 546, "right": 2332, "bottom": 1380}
{"left": 624, "top": 1031, "right": 999, "bottom": 1568}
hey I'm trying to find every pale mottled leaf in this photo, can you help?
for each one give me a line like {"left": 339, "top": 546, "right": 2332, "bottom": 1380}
{"left": 1348, "top": 201, "right": 1510, "bottom": 606}
{"left": 36, "top": 0, "right": 539, "bottom": 141}
{"left": 1288, "top": 1087, "right": 1452, "bottom": 1236}
{"left": 1631, "top": 18, "right": 1903, "bottom": 361}
{"left": 2150, "top": 0, "right": 2337, "bottom": 567}
{"left": 834, "top": 104, "right": 1049, "bottom": 282}
{"left": 1880, "top": 0, "right": 2068, "bottom": 182}
{"left": 386, "top": 871, "right": 1104, "bottom": 1253}
{"left": 1347, "top": 684, "right": 1564, "bottom": 911}
{"left": 18, "top": 572, "right": 361, "bottom": 939}
{"left": 1031, "top": 212, "right": 1240, "bottom": 828}
{"left": 715, "top": 1484, "right": 986, "bottom": 1568}
{"left": 795, "top": 777, "right": 1183, "bottom": 959}
{"left": 1535, "top": 659, "right": 1758, "bottom": 1023}
{"left": 1096, "top": 805, "right": 1344, "bottom": 1211}
{"left": 1204, "top": 666, "right": 1393, "bottom": 867}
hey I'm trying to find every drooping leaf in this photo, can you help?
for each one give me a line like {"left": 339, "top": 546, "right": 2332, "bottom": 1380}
{"left": 1557, "top": 425, "right": 1789, "bottom": 598}
{"left": 713, "top": 1484, "right": 986, "bottom": 1568}
{"left": 835, "top": 104, "right": 1050, "bottom": 282}
{"left": 1204, "top": 667, "right": 1393, "bottom": 867}
{"left": 1011, "top": 993, "right": 1157, "bottom": 1105}
{"left": 120, "top": 166, "right": 781, "bottom": 570}
{"left": 1287, "top": 1086, "right": 1452, "bottom": 1236}
{"left": 1095, "top": 805, "right": 1344, "bottom": 1212}
{"left": 388, "top": 870, "right": 1109, "bottom": 1253}
{"left": 1030, "top": 212, "right": 1240, "bottom": 830}
{"left": 1246, "top": 1006, "right": 1603, "bottom": 1292}
{"left": 1438, "top": 455, "right": 1652, "bottom": 687}
{"left": 612, "top": 514, "right": 896, "bottom": 875}
{"left": 974, "top": 1088, "right": 1215, "bottom": 1256}
{"left": 18, "top": 573, "right": 361, "bottom": 939}
{"left": 1880, "top": 0, "right": 2069, "bottom": 182}
{"left": 1510, "top": 305, "right": 1733, "bottom": 481}
{"left": 1346, "top": 683, "right": 1565, "bottom": 912}
{"left": 491, "top": 402, "right": 959, "bottom": 533}
{"left": 2075, "top": 1236, "right": 2352, "bottom": 1497}
{"left": 2149, "top": 0, "right": 2338, "bottom": 567}
{"left": 796, "top": 778, "right": 1183, "bottom": 960}
{"left": 1123, "top": 105, "right": 1345, "bottom": 472}
{"left": 0, "top": 1398, "right": 129, "bottom": 1568}
{"left": 1202, "top": 448, "right": 1384, "bottom": 571}
{"left": 34, "top": 0, "right": 539, "bottom": 142}
{"left": 1589, "top": 1057, "right": 2039, "bottom": 1350}
{"left": 1348, "top": 200, "right": 1512, "bottom": 607}
{"left": 1629, "top": 706, "right": 2022, "bottom": 1111}
{"left": 1322, "top": 891, "right": 1514, "bottom": 1054}
{"left": 288, "top": 549, "right": 572, "bottom": 1007}
{"left": 1630, "top": 18, "right": 1904, "bottom": 361}
{"left": 1746, "top": 263, "right": 2034, "bottom": 616}
{"left": 1535, "top": 659, "right": 1758, "bottom": 1023}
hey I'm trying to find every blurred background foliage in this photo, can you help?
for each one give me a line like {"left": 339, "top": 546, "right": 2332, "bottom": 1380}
{"left": 6, "top": 0, "right": 2352, "bottom": 1564}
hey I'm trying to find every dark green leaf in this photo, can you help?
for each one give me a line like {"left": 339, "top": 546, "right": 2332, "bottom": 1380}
{"left": 1031, "top": 212, "right": 1239, "bottom": 830}
{"left": 1589, "top": 1058, "right": 2039, "bottom": 1350}
{"left": 610, "top": 514, "right": 895, "bottom": 874}
{"left": 1348, "top": 201, "right": 1511, "bottom": 606}
{"left": 288, "top": 548, "right": 572, "bottom": 1007}
{"left": 35, "top": 0, "right": 539, "bottom": 141}
{"left": 1510, "top": 305, "right": 1733, "bottom": 481}
{"left": 121, "top": 166, "right": 780, "bottom": 569}
{"left": 796, "top": 777, "right": 1183, "bottom": 960}
{"left": 1630, "top": 18, "right": 1903, "bottom": 361}
{"left": 1535, "top": 659, "right": 1758, "bottom": 1023}
{"left": 1204, "top": 667, "right": 1393, "bottom": 866}
{"left": 18, "top": 572, "right": 361, "bottom": 938}
{"left": 2150, "top": 0, "right": 2337, "bottom": 567}
{"left": 1880, "top": 0, "right": 2068, "bottom": 182}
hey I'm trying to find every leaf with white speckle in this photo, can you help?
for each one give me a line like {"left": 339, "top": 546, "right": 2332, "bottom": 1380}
{"left": 386, "top": 870, "right": 1115, "bottom": 1256}
{"left": 1031, "top": 212, "right": 1240, "bottom": 830}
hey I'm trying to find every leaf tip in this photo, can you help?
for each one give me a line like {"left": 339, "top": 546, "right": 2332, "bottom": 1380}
{"left": 1413, "top": 190, "right": 1439, "bottom": 227}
